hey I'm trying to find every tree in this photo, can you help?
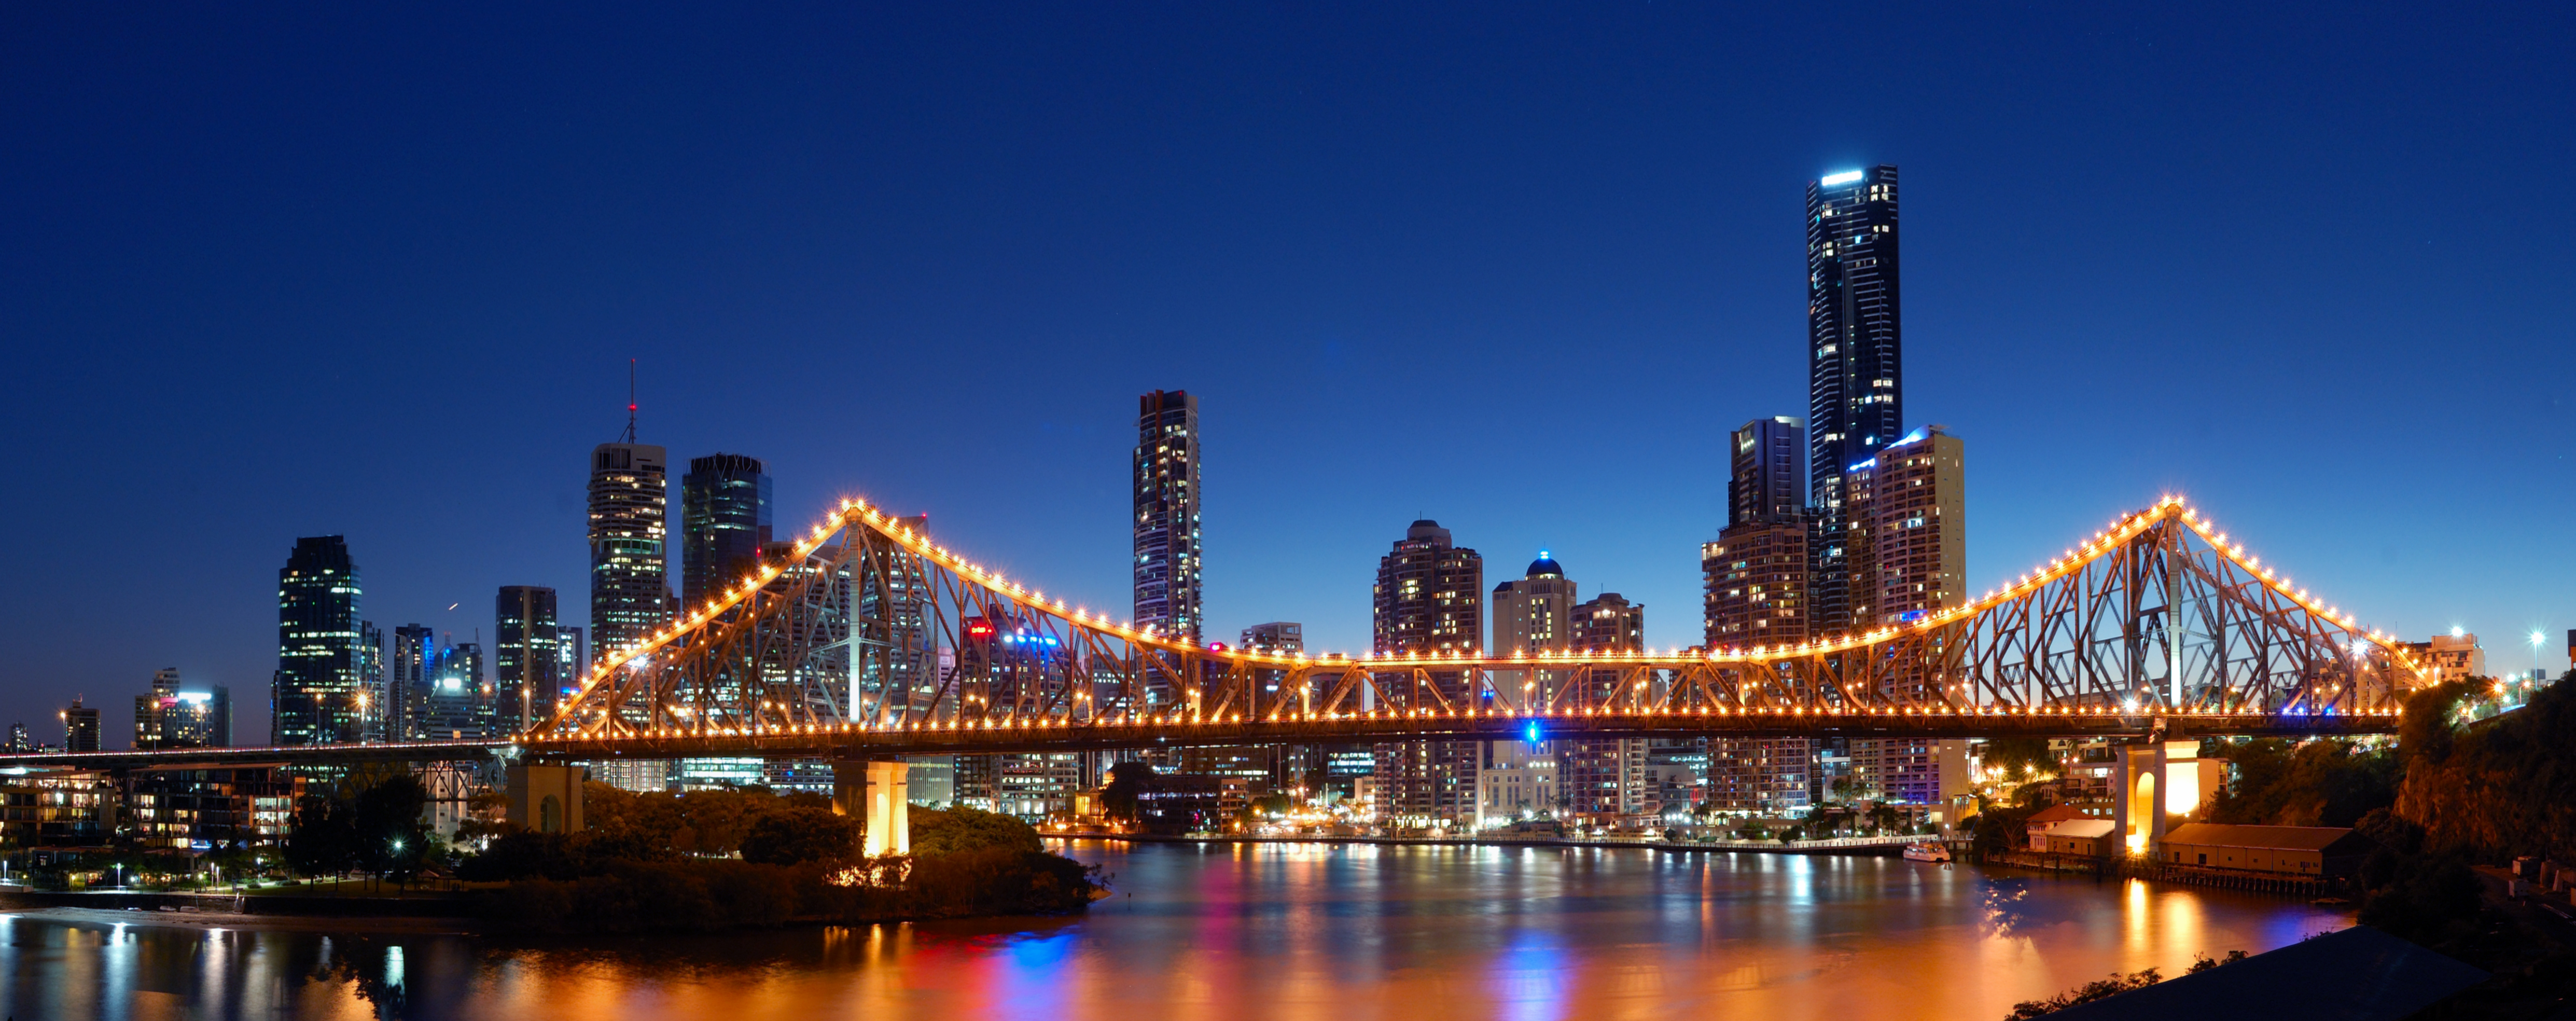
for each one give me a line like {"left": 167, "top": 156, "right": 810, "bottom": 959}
{"left": 1102, "top": 762, "right": 1153, "bottom": 821}
{"left": 284, "top": 796, "right": 357, "bottom": 878}
{"left": 350, "top": 776, "right": 434, "bottom": 884}
{"left": 740, "top": 806, "right": 860, "bottom": 865}
{"left": 911, "top": 806, "right": 1045, "bottom": 855}
{"left": 1982, "top": 737, "right": 2056, "bottom": 784}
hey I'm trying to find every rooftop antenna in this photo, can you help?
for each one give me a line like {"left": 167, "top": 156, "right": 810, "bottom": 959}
{"left": 621, "top": 358, "right": 638, "bottom": 443}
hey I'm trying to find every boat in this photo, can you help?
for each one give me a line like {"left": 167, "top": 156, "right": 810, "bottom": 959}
{"left": 1902, "top": 841, "right": 1952, "bottom": 863}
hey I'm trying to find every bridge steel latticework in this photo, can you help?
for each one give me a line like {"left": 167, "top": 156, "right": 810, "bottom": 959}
{"left": 527, "top": 496, "right": 2421, "bottom": 758}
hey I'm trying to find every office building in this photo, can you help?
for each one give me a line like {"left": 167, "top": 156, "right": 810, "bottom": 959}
{"left": 681, "top": 453, "right": 772, "bottom": 610}
{"left": 1371, "top": 519, "right": 1483, "bottom": 826}
{"left": 60, "top": 699, "right": 100, "bottom": 752}
{"left": 1133, "top": 390, "right": 1202, "bottom": 642}
{"left": 1808, "top": 165, "right": 1903, "bottom": 633}
{"left": 557, "top": 624, "right": 588, "bottom": 690}
{"left": 134, "top": 669, "right": 230, "bottom": 750}
{"left": 273, "top": 535, "right": 370, "bottom": 746}
{"left": 389, "top": 624, "right": 435, "bottom": 742}
{"left": 1475, "top": 739, "right": 1557, "bottom": 825}
{"left": 6, "top": 723, "right": 32, "bottom": 752}
{"left": 418, "top": 640, "right": 492, "bottom": 739}
{"left": 590, "top": 438, "right": 670, "bottom": 653}
{"left": 494, "top": 586, "right": 559, "bottom": 734}
{"left": 1240, "top": 622, "right": 1303, "bottom": 653}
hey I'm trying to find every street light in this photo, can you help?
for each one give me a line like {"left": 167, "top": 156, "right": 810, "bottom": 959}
{"left": 2533, "top": 631, "right": 2548, "bottom": 684}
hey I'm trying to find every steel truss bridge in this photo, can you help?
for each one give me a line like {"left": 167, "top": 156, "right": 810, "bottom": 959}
{"left": 0, "top": 495, "right": 2420, "bottom": 776}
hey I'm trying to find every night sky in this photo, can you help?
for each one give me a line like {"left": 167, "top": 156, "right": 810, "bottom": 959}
{"left": 5, "top": 5, "right": 2570, "bottom": 746}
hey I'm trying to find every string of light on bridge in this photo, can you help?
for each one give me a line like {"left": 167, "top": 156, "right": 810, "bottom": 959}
{"left": 535, "top": 492, "right": 2424, "bottom": 741}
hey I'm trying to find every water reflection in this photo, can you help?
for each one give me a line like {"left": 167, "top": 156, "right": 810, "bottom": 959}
{"left": 0, "top": 842, "right": 2350, "bottom": 1020}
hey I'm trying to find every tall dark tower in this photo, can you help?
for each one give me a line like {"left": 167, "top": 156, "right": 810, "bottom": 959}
{"left": 1133, "top": 390, "right": 1202, "bottom": 642}
{"left": 1807, "top": 164, "right": 1902, "bottom": 632}
{"left": 273, "top": 535, "right": 368, "bottom": 746}
{"left": 681, "top": 453, "right": 773, "bottom": 609}
{"left": 495, "top": 586, "right": 559, "bottom": 734}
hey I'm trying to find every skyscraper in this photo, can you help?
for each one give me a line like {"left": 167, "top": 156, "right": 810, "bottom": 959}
{"left": 358, "top": 621, "right": 385, "bottom": 741}
{"left": 1239, "top": 622, "right": 1303, "bottom": 653}
{"left": 1807, "top": 165, "right": 1902, "bottom": 633}
{"left": 1842, "top": 425, "right": 1966, "bottom": 630}
{"left": 273, "top": 536, "right": 369, "bottom": 746}
{"left": 1563, "top": 592, "right": 1650, "bottom": 823}
{"left": 556, "top": 624, "right": 587, "bottom": 701}
{"left": 420, "top": 639, "right": 492, "bottom": 739}
{"left": 1133, "top": 390, "right": 1202, "bottom": 642}
{"left": 389, "top": 624, "right": 435, "bottom": 742}
{"left": 495, "top": 586, "right": 560, "bottom": 734}
{"left": 681, "top": 453, "right": 773, "bottom": 610}
{"left": 1491, "top": 552, "right": 1577, "bottom": 711}
{"left": 1372, "top": 520, "right": 1483, "bottom": 827}
{"left": 134, "top": 669, "right": 229, "bottom": 750}
{"left": 590, "top": 440, "right": 670, "bottom": 653}
{"left": 61, "top": 698, "right": 100, "bottom": 752}
{"left": 1705, "top": 417, "right": 1817, "bottom": 647}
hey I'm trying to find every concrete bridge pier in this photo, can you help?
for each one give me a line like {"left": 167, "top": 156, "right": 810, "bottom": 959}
{"left": 507, "top": 763, "right": 585, "bottom": 834}
{"left": 833, "top": 760, "right": 910, "bottom": 857}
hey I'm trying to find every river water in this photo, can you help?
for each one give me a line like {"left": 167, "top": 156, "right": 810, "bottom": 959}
{"left": 1, "top": 839, "right": 2350, "bottom": 1020}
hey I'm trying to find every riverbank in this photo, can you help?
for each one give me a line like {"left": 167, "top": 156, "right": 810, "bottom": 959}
{"left": 0, "top": 888, "right": 470, "bottom": 919}
{"left": 1069, "top": 832, "right": 1929, "bottom": 857}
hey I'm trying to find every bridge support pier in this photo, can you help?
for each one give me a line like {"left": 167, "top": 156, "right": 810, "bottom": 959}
{"left": 506, "top": 763, "right": 585, "bottom": 834}
{"left": 2113, "top": 740, "right": 2208, "bottom": 859}
{"left": 833, "top": 760, "right": 910, "bottom": 857}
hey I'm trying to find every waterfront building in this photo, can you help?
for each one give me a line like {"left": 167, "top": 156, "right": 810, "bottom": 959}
{"left": 1808, "top": 165, "right": 1903, "bottom": 634}
{"left": 590, "top": 438, "right": 671, "bottom": 654}
{"left": 589, "top": 758, "right": 672, "bottom": 794}
{"left": 681, "top": 453, "right": 772, "bottom": 610}
{"left": 1563, "top": 592, "right": 1649, "bottom": 823}
{"left": 134, "top": 669, "right": 230, "bottom": 750}
{"left": 1474, "top": 740, "right": 1556, "bottom": 825}
{"left": 1371, "top": 520, "right": 1483, "bottom": 827}
{"left": 0, "top": 772, "right": 112, "bottom": 845}
{"left": 124, "top": 768, "right": 302, "bottom": 849}
{"left": 495, "top": 586, "right": 559, "bottom": 734}
{"left": 60, "top": 699, "right": 100, "bottom": 753}
{"left": 1133, "top": 390, "right": 1202, "bottom": 643}
{"left": 273, "top": 536, "right": 370, "bottom": 746}
{"left": 674, "top": 757, "right": 765, "bottom": 791}
{"left": 762, "top": 758, "right": 835, "bottom": 796}
{"left": 388, "top": 624, "right": 435, "bottom": 742}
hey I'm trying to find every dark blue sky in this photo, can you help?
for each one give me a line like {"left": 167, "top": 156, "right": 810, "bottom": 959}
{"left": 5, "top": 4, "right": 2570, "bottom": 746}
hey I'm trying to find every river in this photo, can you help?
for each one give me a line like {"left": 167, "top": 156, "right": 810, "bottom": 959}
{"left": 0, "top": 839, "right": 2351, "bottom": 1020}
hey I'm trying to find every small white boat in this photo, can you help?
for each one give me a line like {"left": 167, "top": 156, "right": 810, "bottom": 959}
{"left": 1902, "top": 841, "right": 1952, "bottom": 863}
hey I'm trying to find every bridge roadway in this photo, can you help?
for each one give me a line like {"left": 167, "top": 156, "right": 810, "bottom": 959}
{"left": 0, "top": 708, "right": 2398, "bottom": 772}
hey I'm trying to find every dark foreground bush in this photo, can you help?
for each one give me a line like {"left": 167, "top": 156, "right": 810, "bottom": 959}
{"left": 474, "top": 849, "right": 1102, "bottom": 934}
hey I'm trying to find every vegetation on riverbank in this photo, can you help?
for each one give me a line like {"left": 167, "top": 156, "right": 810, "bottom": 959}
{"left": 457, "top": 785, "right": 1102, "bottom": 934}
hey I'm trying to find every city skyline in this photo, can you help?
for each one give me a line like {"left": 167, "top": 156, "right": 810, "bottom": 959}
{"left": 5, "top": 6, "right": 2570, "bottom": 744}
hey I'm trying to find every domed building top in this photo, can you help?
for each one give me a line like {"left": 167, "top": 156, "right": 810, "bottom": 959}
{"left": 1526, "top": 550, "right": 1564, "bottom": 579}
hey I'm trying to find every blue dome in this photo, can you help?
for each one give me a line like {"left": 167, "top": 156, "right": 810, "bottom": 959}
{"left": 1526, "top": 552, "right": 1564, "bottom": 578}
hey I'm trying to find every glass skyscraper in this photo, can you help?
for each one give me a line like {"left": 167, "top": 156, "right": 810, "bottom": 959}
{"left": 390, "top": 623, "right": 435, "bottom": 742}
{"left": 1806, "top": 164, "right": 1902, "bottom": 633}
{"left": 1132, "top": 390, "right": 1202, "bottom": 642}
{"left": 273, "top": 535, "right": 369, "bottom": 746}
{"left": 589, "top": 441, "right": 670, "bottom": 653}
{"left": 495, "top": 585, "right": 559, "bottom": 734}
{"left": 681, "top": 453, "right": 772, "bottom": 610}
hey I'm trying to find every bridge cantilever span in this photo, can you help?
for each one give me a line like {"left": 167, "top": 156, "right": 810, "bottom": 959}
{"left": 523, "top": 493, "right": 2420, "bottom": 754}
{"left": 0, "top": 495, "right": 2421, "bottom": 778}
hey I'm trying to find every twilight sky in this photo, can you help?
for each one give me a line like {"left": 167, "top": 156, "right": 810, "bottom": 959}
{"left": 4, "top": 4, "right": 2571, "bottom": 746}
